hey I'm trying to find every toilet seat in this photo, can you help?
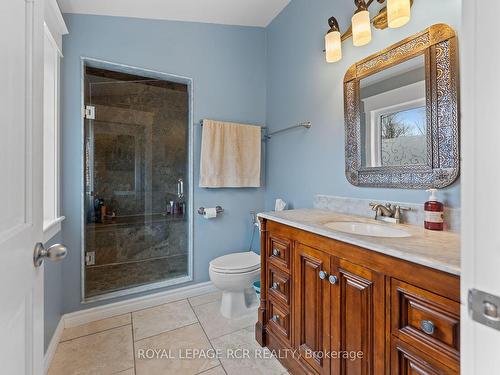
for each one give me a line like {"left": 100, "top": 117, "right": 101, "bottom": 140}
{"left": 209, "top": 252, "right": 260, "bottom": 274}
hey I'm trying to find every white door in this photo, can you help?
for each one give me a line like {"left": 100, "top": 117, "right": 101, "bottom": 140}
{"left": 461, "top": 0, "right": 500, "bottom": 373}
{"left": 0, "top": 0, "right": 45, "bottom": 374}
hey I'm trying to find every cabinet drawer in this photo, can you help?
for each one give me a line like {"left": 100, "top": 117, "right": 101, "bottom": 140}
{"left": 391, "top": 279, "right": 460, "bottom": 368}
{"left": 391, "top": 337, "right": 457, "bottom": 375}
{"left": 268, "top": 236, "right": 291, "bottom": 272}
{"left": 268, "top": 266, "right": 291, "bottom": 307}
{"left": 267, "top": 299, "right": 291, "bottom": 345}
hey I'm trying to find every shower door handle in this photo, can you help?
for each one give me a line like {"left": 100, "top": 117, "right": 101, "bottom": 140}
{"left": 177, "top": 178, "right": 184, "bottom": 199}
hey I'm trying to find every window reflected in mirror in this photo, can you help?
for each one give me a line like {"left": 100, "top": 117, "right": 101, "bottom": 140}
{"left": 359, "top": 54, "right": 426, "bottom": 168}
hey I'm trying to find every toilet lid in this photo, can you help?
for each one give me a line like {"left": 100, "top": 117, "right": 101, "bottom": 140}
{"left": 210, "top": 252, "right": 260, "bottom": 274}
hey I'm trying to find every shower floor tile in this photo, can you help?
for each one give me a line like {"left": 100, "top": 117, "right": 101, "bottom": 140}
{"left": 85, "top": 255, "right": 187, "bottom": 298}
{"left": 48, "top": 290, "right": 288, "bottom": 375}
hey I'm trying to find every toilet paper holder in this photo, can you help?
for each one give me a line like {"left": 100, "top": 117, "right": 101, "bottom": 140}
{"left": 198, "top": 206, "right": 224, "bottom": 216}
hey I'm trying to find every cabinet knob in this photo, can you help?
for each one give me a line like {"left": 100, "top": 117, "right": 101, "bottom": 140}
{"left": 271, "top": 314, "right": 280, "bottom": 322}
{"left": 272, "top": 248, "right": 280, "bottom": 256}
{"left": 420, "top": 320, "right": 435, "bottom": 335}
{"left": 328, "top": 275, "right": 338, "bottom": 285}
{"left": 319, "top": 270, "right": 328, "bottom": 280}
{"left": 272, "top": 281, "right": 280, "bottom": 290}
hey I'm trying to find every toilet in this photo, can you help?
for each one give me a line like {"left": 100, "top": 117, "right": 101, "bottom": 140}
{"left": 209, "top": 251, "right": 260, "bottom": 319}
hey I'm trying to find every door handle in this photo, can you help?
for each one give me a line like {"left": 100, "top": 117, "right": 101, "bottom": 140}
{"left": 33, "top": 243, "right": 67, "bottom": 267}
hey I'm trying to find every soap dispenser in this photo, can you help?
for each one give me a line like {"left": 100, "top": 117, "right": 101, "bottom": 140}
{"left": 424, "top": 189, "right": 444, "bottom": 231}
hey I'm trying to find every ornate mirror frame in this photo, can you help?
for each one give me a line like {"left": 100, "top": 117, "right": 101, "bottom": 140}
{"left": 344, "top": 24, "right": 459, "bottom": 189}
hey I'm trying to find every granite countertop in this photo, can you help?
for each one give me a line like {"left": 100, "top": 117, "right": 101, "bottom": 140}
{"left": 258, "top": 209, "right": 460, "bottom": 276}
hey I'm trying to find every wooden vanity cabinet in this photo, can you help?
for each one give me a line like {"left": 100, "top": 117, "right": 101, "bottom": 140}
{"left": 256, "top": 219, "right": 460, "bottom": 375}
{"left": 293, "top": 242, "right": 332, "bottom": 374}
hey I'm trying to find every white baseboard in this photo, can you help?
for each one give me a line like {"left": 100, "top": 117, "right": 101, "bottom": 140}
{"left": 64, "top": 281, "right": 216, "bottom": 328}
{"left": 44, "top": 281, "right": 217, "bottom": 373}
{"left": 44, "top": 317, "right": 64, "bottom": 374}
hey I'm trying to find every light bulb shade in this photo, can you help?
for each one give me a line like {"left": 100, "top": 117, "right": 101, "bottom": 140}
{"left": 387, "top": 0, "right": 411, "bottom": 28}
{"left": 352, "top": 10, "right": 371, "bottom": 47}
{"left": 325, "top": 30, "right": 342, "bottom": 63}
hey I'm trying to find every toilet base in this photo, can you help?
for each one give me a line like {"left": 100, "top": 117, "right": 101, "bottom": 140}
{"left": 220, "top": 287, "right": 259, "bottom": 319}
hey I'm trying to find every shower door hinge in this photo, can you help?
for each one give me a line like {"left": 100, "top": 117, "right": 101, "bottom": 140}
{"left": 84, "top": 105, "right": 95, "bottom": 120}
{"left": 85, "top": 251, "right": 96, "bottom": 266}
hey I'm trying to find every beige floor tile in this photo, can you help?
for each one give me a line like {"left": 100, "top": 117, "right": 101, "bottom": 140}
{"left": 132, "top": 299, "right": 197, "bottom": 340}
{"left": 135, "top": 323, "right": 220, "bottom": 375}
{"left": 193, "top": 300, "right": 257, "bottom": 339}
{"left": 115, "top": 369, "right": 135, "bottom": 375}
{"left": 61, "top": 314, "right": 131, "bottom": 342}
{"left": 199, "top": 366, "right": 226, "bottom": 375}
{"left": 48, "top": 325, "right": 134, "bottom": 375}
{"left": 211, "top": 326, "right": 285, "bottom": 375}
{"left": 188, "top": 291, "right": 222, "bottom": 307}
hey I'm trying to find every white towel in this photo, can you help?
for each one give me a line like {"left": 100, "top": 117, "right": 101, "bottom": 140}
{"left": 199, "top": 119, "right": 261, "bottom": 188}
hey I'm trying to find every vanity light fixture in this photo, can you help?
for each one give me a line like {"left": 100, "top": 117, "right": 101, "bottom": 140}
{"left": 352, "top": 1, "right": 372, "bottom": 46}
{"left": 325, "top": 17, "right": 342, "bottom": 63}
{"left": 387, "top": 0, "right": 411, "bottom": 28}
{"left": 324, "top": 0, "right": 413, "bottom": 63}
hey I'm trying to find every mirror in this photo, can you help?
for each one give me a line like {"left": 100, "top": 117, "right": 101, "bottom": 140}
{"left": 344, "top": 24, "right": 459, "bottom": 189}
{"left": 360, "top": 55, "right": 426, "bottom": 168}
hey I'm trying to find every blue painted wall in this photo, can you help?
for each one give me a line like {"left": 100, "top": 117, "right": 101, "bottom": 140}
{"left": 44, "top": 233, "right": 63, "bottom": 352}
{"left": 60, "top": 14, "right": 266, "bottom": 313}
{"left": 264, "top": 0, "right": 461, "bottom": 210}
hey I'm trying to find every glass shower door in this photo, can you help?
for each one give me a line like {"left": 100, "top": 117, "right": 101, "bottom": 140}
{"left": 83, "top": 62, "right": 190, "bottom": 300}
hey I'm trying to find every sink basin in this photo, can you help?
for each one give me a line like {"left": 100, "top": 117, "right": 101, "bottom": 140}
{"left": 324, "top": 221, "right": 411, "bottom": 238}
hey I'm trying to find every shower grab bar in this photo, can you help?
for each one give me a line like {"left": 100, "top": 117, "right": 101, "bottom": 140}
{"left": 198, "top": 120, "right": 311, "bottom": 140}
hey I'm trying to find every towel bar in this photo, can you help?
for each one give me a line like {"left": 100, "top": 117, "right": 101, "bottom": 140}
{"left": 197, "top": 120, "right": 311, "bottom": 140}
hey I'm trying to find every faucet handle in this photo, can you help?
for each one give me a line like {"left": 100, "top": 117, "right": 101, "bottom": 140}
{"left": 394, "top": 205, "right": 411, "bottom": 221}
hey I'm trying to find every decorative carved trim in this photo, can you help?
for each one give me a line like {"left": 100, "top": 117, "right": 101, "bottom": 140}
{"left": 356, "top": 33, "right": 430, "bottom": 77}
{"left": 343, "top": 24, "right": 459, "bottom": 189}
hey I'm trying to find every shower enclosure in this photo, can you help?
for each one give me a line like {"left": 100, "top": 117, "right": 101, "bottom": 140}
{"left": 82, "top": 59, "right": 193, "bottom": 301}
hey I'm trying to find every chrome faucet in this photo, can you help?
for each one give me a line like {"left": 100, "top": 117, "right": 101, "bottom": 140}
{"left": 369, "top": 202, "right": 411, "bottom": 224}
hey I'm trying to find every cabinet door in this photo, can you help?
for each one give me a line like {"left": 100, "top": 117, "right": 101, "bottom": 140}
{"left": 293, "top": 243, "right": 331, "bottom": 375}
{"left": 330, "top": 258, "right": 386, "bottom": 375}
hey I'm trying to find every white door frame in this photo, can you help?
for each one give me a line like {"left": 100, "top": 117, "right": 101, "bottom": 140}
{"left": 461, "top": 0, "right": 500, "bottom": 373}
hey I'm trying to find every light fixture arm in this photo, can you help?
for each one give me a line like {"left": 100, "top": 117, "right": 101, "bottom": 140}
{"left": 354, "top": 0, "right": 368, "bottom": 11}
{"left": 327, "top": 17, "right": 340, "bottom": 33}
